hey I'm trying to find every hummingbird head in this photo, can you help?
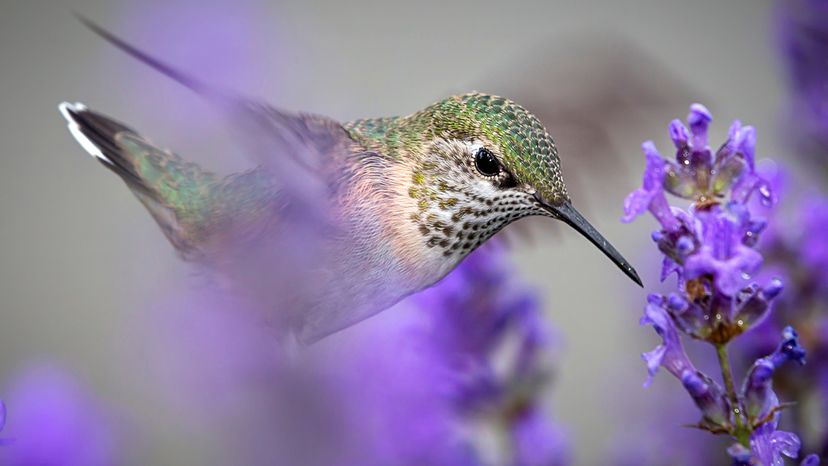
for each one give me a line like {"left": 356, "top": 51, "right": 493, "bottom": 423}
{"left": 347, "top": 93, "right": 641, "bottom": 286}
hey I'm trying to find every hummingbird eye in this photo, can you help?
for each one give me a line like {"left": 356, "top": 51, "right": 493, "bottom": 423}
{"left": 474, "top": 148, "right": 500, "bottom": 177}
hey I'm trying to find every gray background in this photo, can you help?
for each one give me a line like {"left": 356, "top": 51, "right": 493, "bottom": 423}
{"left": 0, "top": 0, "right": 801, "bottom": 464}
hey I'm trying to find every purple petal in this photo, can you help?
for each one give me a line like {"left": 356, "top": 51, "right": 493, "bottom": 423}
{"left": 735, "top": 125, "right": 757, "bottom": 170}
{"left": 688, "top": 103, "right": 713, "bottom": 149}
{"left": 622, "top": 188, "right": 656, "bottom": 223}
{"left": 750, "top": 423, "right": 801, "bottom": 466}
{"left": 680, "top": 370, "right": 730, "bottom": 428}
{"left": 642, "top": 141, "right": 666, "bottom": 190}
{"left": 684, "top": 209, "right": 764, "bottom": 296}
{"left": 640, "top": 301, "right": 696, "bottom": 386}
{"left": 727, "top": 120, "right": 743, "bottom": 148}
{"left": 669, "top": 119, "right": 690, "bottom": 148}
{"left": 660, "top": 256, "right": 680, "bottom": 282}
{"left": 622, "top": 141, "right": 678, "bottom": 231}
{"left": 641, "top": 344, "right": 668, "bottom": 388}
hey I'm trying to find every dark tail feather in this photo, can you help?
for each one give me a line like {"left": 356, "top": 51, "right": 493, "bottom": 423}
{"left": 58, "top": 102, "right": 152, "bottom": 194}
{"left": 58, "top": 101, "right": 213, "bottom": 259}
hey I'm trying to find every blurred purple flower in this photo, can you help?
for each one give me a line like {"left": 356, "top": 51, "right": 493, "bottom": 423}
{"left": 1, "top": 366, "right": 117, "bottom": 466}
{"left": 413, "top": 244, "right": 568, "bottom": 465}
{"left": 511, "top": 406, "right": 569, "bottom": 466}
{"left": 800, "top": 195, "right": 828, "bottom": 288}
{"left": 132, "top": 243, "right": 567, "bottom": 465}
{"left": 775, "top": 0, "right": 828, "bottom": 155}
{"left": 0, "top": 399, "right": 10, "bottom": 447}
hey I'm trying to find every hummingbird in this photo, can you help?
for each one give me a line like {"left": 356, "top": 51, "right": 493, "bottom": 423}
{"left": 59, "top": 19, "right": 641, "bottom": 345}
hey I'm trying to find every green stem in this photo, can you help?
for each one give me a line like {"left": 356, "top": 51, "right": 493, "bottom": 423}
{"left": 716, "top": 343, "right": 750, "bottom": 446}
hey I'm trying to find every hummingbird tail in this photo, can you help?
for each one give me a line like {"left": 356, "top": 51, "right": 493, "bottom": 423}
{"left": 59, "top": 102, "right": 218, "bottom": 260}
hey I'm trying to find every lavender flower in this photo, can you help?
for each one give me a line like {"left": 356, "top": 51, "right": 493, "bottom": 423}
{"left": 135, "top": 243, "right": 567, "bottom": 466}
{"left": 1, "top": 366, "right": 118, "bottom": 466}
{"left": 414, "top": 244, "right": 569, "bottom": 466}
{"left": 624, "top": 104, "right": 818, "bottom": 465}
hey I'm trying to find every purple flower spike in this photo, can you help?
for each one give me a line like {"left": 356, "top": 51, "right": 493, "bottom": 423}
{"left": 622, "top": 142, "right": 678, "bottom": 230}
{"left": 801, "top": 454, "right": 821, "bottom": 466}
{"left": 688, "top": 103, "right": 713, "bottom": 149}
{"left": 622, "top": 102, "right": 816, "bottom": 463}
{"left": 640, "top": 299, "right": 696, "bottom": 386}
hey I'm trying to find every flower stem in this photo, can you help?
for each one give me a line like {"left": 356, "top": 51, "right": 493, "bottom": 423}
{"left": 715, "top": 342, "right": 750, "bottom": 446}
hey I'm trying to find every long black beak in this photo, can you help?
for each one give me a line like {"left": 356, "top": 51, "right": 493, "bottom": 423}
{"left": 539, "top": 197, "right": 643, "bottom": 287}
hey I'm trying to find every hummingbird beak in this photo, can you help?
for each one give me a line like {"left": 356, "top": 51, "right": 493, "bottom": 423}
{"left": 537, "top": 196, "right": 643, "bottom": 287}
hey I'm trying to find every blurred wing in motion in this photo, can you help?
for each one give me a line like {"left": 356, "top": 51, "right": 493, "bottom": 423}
{"left": 77, "top": 16, "right": 358, "bottom": 228}
{"left": 65, "top": 18, "right": 377, "bottom": 339}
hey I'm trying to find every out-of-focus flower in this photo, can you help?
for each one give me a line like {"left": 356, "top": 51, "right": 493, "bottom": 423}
{"left": 511, "top": 406, "right": 569, "bottom": 466}
{"left": 0, "top": 399, "right": 10, "bottom": 446}
{"left": 412, "top": 244, "right": 569, "bottom": 466}
{"left": 134, "top": 244, "right": 567, "bottom": 466}
{"left": 1, "top": 366, "right": 118, "bottom": 466}
{"left": 775, "top": 0, "right": 828, "bottom": 157}
{"left": 800, "top": 196, "right": 828, "bottom": 288}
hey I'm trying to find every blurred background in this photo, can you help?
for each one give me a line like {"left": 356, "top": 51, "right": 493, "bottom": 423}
{"left": 0, "top": 0, "right": 823, "bottom": 464}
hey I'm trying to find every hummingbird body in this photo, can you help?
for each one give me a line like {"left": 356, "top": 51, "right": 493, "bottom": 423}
{"left": 59, "top": 21, "right": 641, "bottom": 344}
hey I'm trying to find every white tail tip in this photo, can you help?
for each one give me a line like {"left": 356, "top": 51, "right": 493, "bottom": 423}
{"left": 58, "top": 101, "right": 113, "bottom": 165}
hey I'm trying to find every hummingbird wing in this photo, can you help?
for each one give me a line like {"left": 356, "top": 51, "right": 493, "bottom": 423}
{"left": 77, "top": 16, "right": 360, "bottom": 223}
{"left": 66, "top": 19, "right": 391, "bottom": 342}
